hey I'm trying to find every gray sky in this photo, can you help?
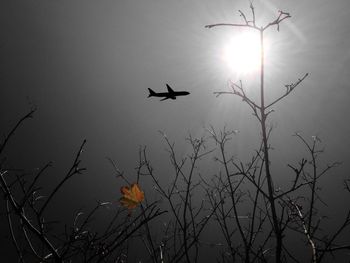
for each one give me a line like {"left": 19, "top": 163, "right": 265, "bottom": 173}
{"left": 1, "top": 0, "right": 350, "bottom": 260}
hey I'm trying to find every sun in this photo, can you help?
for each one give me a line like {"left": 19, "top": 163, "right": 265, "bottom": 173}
{"left": 221, "top": 31, "right": 263, "bottom": 74}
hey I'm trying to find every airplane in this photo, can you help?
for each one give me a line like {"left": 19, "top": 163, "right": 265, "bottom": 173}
{"left": 148, "top": 84, "right": 190, "bottom": 101}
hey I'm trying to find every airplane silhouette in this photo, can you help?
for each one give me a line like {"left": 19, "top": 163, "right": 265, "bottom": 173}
{"left": 148, "top": 84, "right": 190, "bottom": 101}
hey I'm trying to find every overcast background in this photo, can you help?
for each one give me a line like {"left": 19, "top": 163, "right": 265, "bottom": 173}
{"left": 1, "top": 0, "right": 350, "bottom": 261}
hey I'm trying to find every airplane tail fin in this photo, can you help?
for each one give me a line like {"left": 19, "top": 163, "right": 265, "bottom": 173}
{"left": 148, "top": 88, "right": 156, "bottom": 97}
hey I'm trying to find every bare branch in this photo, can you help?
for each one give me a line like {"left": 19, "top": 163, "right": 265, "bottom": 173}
{"left": 0, "top": 108, "right": 36, "bottom": 156}
{"left": 266, "top": 73, "right": 309, "bottom": 109}
{"left": 39, "top": 140, "right": 87, "bottom": 216}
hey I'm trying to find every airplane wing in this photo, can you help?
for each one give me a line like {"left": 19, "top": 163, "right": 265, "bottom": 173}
{"left": 160, "top": 97, "right": 169, "bottom": 101}
{"left": 166, "top": 84, "right": 175, "bottom": 94}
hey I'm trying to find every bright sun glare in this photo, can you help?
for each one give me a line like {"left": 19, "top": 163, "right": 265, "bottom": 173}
{"left": 222, "top": 31, "right": 264, "bottom": 74}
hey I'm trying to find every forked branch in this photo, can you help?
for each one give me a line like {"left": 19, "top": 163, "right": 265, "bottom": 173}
{"left": 266, "top": 73, "right": 309, "bottom": 109}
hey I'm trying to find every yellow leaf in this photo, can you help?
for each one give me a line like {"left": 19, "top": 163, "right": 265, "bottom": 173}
{"left": 119, "top": 183, "right": 144, "bottom": 211}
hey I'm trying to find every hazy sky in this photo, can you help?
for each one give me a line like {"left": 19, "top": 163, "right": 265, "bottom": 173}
{"left": 1, "top": 0, "right": 350, "bottom": 260}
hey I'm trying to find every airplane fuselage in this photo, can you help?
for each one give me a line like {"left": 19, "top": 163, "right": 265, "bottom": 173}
{"left": 152, "top": 91, "right": 189, "bottom": 98}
